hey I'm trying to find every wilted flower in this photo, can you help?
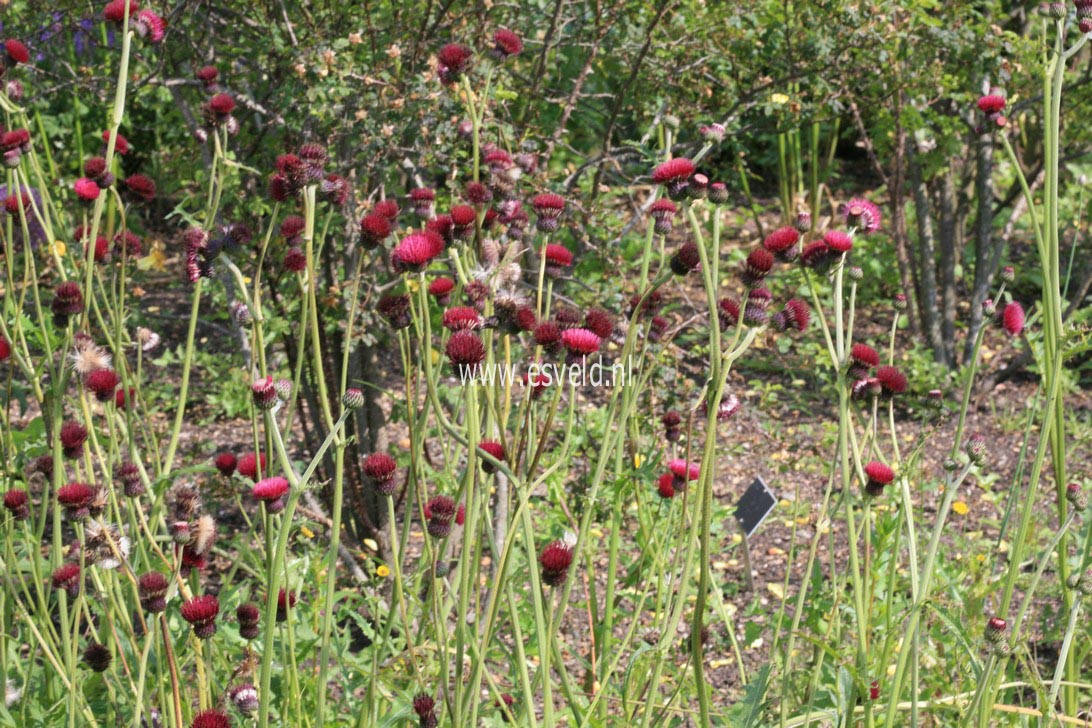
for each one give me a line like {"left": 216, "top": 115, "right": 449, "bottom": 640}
{"left": 669, "top": 242, "right": 701, "bottom": 276}
{"left": 237, "top": 603, "right": 261, "bottom": 640}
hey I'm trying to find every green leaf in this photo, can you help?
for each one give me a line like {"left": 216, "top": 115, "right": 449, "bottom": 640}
{"left": 727, "top": 663, "right": 771, "bottom": 727}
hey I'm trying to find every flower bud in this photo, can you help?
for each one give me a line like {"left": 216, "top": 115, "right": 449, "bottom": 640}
{"left": 793, "top": 211, "right": 811, "bottom": 233}
{"left": 985, "top": 616, "right": 1008, "bottom": 644}
{"left": 847, "top": 266, "right": 863, "bottom": 281}
{"left": 893, "top": 293, "right": 907, "bottom": 310}
{"left": 230, "top": 301, "right": 252, "bottom": 326}
{"left": 342, "top": 388, "right": 365, "bottom": 410}
{"left": 1066, "top": 483, "right": 1087, "bottom": 513}
{"left": 251, "top": 376, "right": 278, "bottom": 410}
{"left": 1079, "top": 568, "right": 1092, "bottom": 596}
{"left": 707, "top": 182, "right": 729, "bottom": 205}
{"left": 982, "top": 298, "right": 996, "bottom": 316}
{"left": 1000, "top": 266, "right": 1015, "bottom": 283}
{"left": 943, "top": 458, "right": 959, "bottom": 473}
{"left": 273, "top": 378, "right": 293, "bottom": 401}
{"left": 663, "top": 114, "right": 679, "bottom": 130}
{"left": 687, "top": 173, "right": 708, "bottom": 200}
{"left": 169, "top": 521, "right": 192, "bottom": 544}
{"left": 966, "top": 433, "right": 987, "bottom": 466}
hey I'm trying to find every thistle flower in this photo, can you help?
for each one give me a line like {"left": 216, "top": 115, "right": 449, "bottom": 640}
{"left": 393, "top": 232, "right": 443, "bottom": 272}
{"left": 443, "top": 306, "right": 484, "bottom": 331}
{"left": 977, "top": 94, "right": 1006, "bottom": 115}
{"left": 669, "top": 239, "right": 706, "bottom": 278}
{"left": 237, "top": 603, "right": 261, "bottom": 639}
{"left": 842, "top": 197, "right": 881, "bottom": 233}
{"left": 532, "top": 193, "right": 565, "bottom": 232}
{"left": 363, "top": 453, "right": 399, "bottom": 495}
{"left": 742, "top": 247, "right": 774, "bottom": 286}
{"left": 51, "top": 280, "right": 83, "bottom": 328}
{"left": 138, "top": 572, "right": 170, "bottom": 613}
{"left": 115, "top": 462, "right": 144, "bottom": 497}
{"left": 408, "top": 187, "right": 435, "bottom": 218}
{"left": 1000, "top": 302, "right": 1025, "bottom": 336}
{"left": 668, "top": 459, "right": 701, "bottom": 489}
{"left": 237, "top": 451, "right": 267, "bottom": 481}
{"left": 823, "top": 230, "right": 853, "bottom": 254}
{"left": 413, "top": 693, "right": 438, "bottom": 728}
{"left": 875, "top": 365, "right": 908, "bottom": 397}
{"left": 584, "top": 308, "right": 614, "bottom": 340}
{"left": 60, "top": 421, "right": 89, "bottom": 459}
{"left": 849, "top": 343, "right": 880, "bottom": 379}
{"left": 51, "top": 563, "right": 81, "bottom": 596}
{"left": 800, "top": 240, "right": 833, "bottom": 270}
{"left": 772, "top": 299, "right": 811, "bottom": 332}
{"left": 120, "top": 173, "right": 156, "bottom": 203}
{"left": 58, "top": 483, "right": 97, "bottom": 519}
{"left": 651, "top": 158, "right": 695, "bottom": 199}
{"left": 662, "top": 410, "right": 682, "bottom": 442}
{"left": 743, "top": 287, "right": 771, "bottom": 326}
{"left": 196, "top": 65, "right": 219, "bottom": 87}
{"left": 539, "top": 541, "right": 574, "bottom": 587}
{"left": 426, "top": 215, "right": 454, "bottom": 246}
{"left": 534, "top": 321, "right": 562, "bottom": 355}
{"left": 191, "top": 710, "right": 232, "bottom": 728}
{"left": 85, "top": 368, "right": 120, "bottom": 402}
{"left": 3, "top": 39, "right": 29, "bottom": 66}
{"left": 181, "top": 594, "right": 220, "bottom": 639}
{"left": 428, "top": 277, "right": 456, "bottom": 305}
{"left": 104, "top": 1, "right": 138, "bottom": 23}
{"left": 252, "top": 476, "right": 290, "bottom": 504}
{"left": 717, "top": 297, "right": 741, "bottom": 329}
{"left": 762, "top": 226, "right": 800, "bottom": 262}
{"left": 450, "top": 205, "right": 477, "bottom": 240}
{"left": 377, "top": 294, "right": 412, "bottom": 330}
{"left": 276, "top": 588, "right": 297, "bottom": 622}
{"left": 491, "top": 28, "right": 523, "bottom": 59}
{"left": 208, "top": 92, "right": 235, "bottom": 119}
{"left": 283, "top": 247, "right": 306, "bottom": 272}
{"left": 3, "top": 489, "right": 29, "bottom": 520}
{"left": 425, "top": 495, "right": 459, "bottom": 538}
{"left": 103, "top": 129, "right": 130, "bottom": 155}
{"left": 446, "top": 330, "right": 486, "bottom": 377}
{"left": 114, "top": 230, "right": 143, "bottom": 258}
{"left": 657, "top": 472, "right": 676, "bottom": 499}
{"left": 863, "top": 461, "right": 895, "bottom": 497}
{"left": 214, "top": 452, "right": 237, "bottom": 477}
{"left": 478, "top": 441, "right": 505, "bottom": 473}
{"left": 649, "top": 199, "right": 678, "bottom": 235}
{"left": 83, "top": 642, "right": 112, "bottom": 672}
{"left": 542, "top": 243, "right": 574, "bottom": 278}
{"left": 560, "top": 328, "right": 600, "bottom": 363}
{"left": 437, "top": 43, "right": 473, "bottom": 85}
{"left": 0, "top": 335, "right": 9, "bottom": 363}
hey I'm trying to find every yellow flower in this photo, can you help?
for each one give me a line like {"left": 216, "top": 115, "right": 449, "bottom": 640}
{"left": 633, "top": 453, "right": 644, "bottom": 468}
{"left": 376, "top": 564, "right": 390, "bottom": 578}
{"left": 770, "top": 93, "right": 790, "bottom": 105}
{"left": 300, "top": 526, "right": 314, "bottom": 539}
{"left": 50, "top": 240, "right": 67, "bottom": 257}
{"left": 952, "top": 501, "right": 970, "bottom": 516}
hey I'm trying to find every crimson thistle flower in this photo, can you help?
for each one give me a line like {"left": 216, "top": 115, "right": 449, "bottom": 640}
{"left": 823, "top": 230, "right": 853, "bottom": 254}
{"left": 275, "top": 588, "right": 297, "bottom": 622}
{"left": 584, "top": 308, "right": 614, "bottom": 340}
{"left": 763, "top": 226, "right": 800, "bottom": 262}
{"left": 450, "top": 204, "right": 476, "bottom": 240}
{"left": 425, "top": 495, "right": 459, "bottom": 538}
{"left": 772, "top": 299, "right": 811, "bottom": 332}
{"left": 52, "top": 281, "right": 83, "bottom": 327}
{"left": 560, "top": 328, "right": 600, "bottom": 364}
{"left": 532, "top": 193, "right": 565, "bottom": 232}
{"left": 138, "top": 572, "right": 170, "bottom": 613}
{"left": 443, "top": 306, "right": 484, "bottom": 331}
{"left": 191, "top": 710, "right": 232, "bottom": 728}
{"left": 849, "top": 343, "right": 880, "bottom": 379}
{"left": 875, "top": 365, "right": 908, "bottom": 398}
{"left": 446, "top": 330, "right": 486, "bottom": 379}
{"left": 668, "top": 459, "right": 700, "bottom": 490}
{"left": 428, "top": 277, "right": 455, "bottom": 305}
{"left": 657, "top": 472, "right": 676, "bottom": 499}
{"left": 3, "top": 489, "right": 29, "bottom": 520}
{"left": 60, "top": 421, "right": 88, "bottom": 459}
{"left": 123, "top": 173, "right": 157, "bottom": 202}
{"left": 491, "top": 28, "right": 523, "bottom": 59}
{"left": 437, "top": 43, "right": 473, "bottom": 85}
{"left": 57, "top": 483, "right": 97, "bottom": 520}
{"left": 539, "top": 540, "right": 574, "bottom": 587}
{"left": 253, "top": 477, "right": 290, "bottom": 503}
{"left": 362, "top": 453, "right": 399, "bottom": 495}
{"left": 651, "top": 158, "right": 695, "bottom": 200}
{"left": 478, "top": 441, "right": 505, "bottom": 474}
{"left": 649, "top": 199, "right": 678, "bottom": 235}
{"left": 0, "top": 334, "right": 9, "bottom": 363}
{"left": 1000, "top": 301, "right": 1025, "bottom": 336}
{"left": 741, "top": 247, "right": 774, "bottom": 287}
{"left": 413, "top": 693, "right": 438, "bottom": 728}
{"left": 863, "top": 461, "right": 895, "bottom": 497}
{"left": 181, "top": 594, "right": 220, "bottom": 638}
{"left": 542, "top": 243, "right": 573, "bottom": 277}
{"left": 237, "top": 451, "right": 267, "bottom": 481}
{"left": 214, "top": 452, "right": 237, "bottom": 477}
{"left": 103, "top": 0, "right": 138, "bottom": 23}
{"left": 670, "top": 242, "right": 701, "bottom": 276}
{"left": 237, "top": 603, "right": 261, "bottom": 639}
{"left": 842, "top": 197, "right": 882, "bottom": 233}
{"left": 393, "top": 232, "right": 443, "bottom": 272}
{"left": 83, "top": 642, "right": 112, "bottom": 672}
{"left": 85, "top": 368, "right": 120, "bottom": 401}
{"left": 534, "top": 320, "right": 562, "bottom": 355}
{"left": 3, "top": 39, "right": 29, "bottom": 67}
{"left": 51, "top": 563, "right": 81, "bottom": 596}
